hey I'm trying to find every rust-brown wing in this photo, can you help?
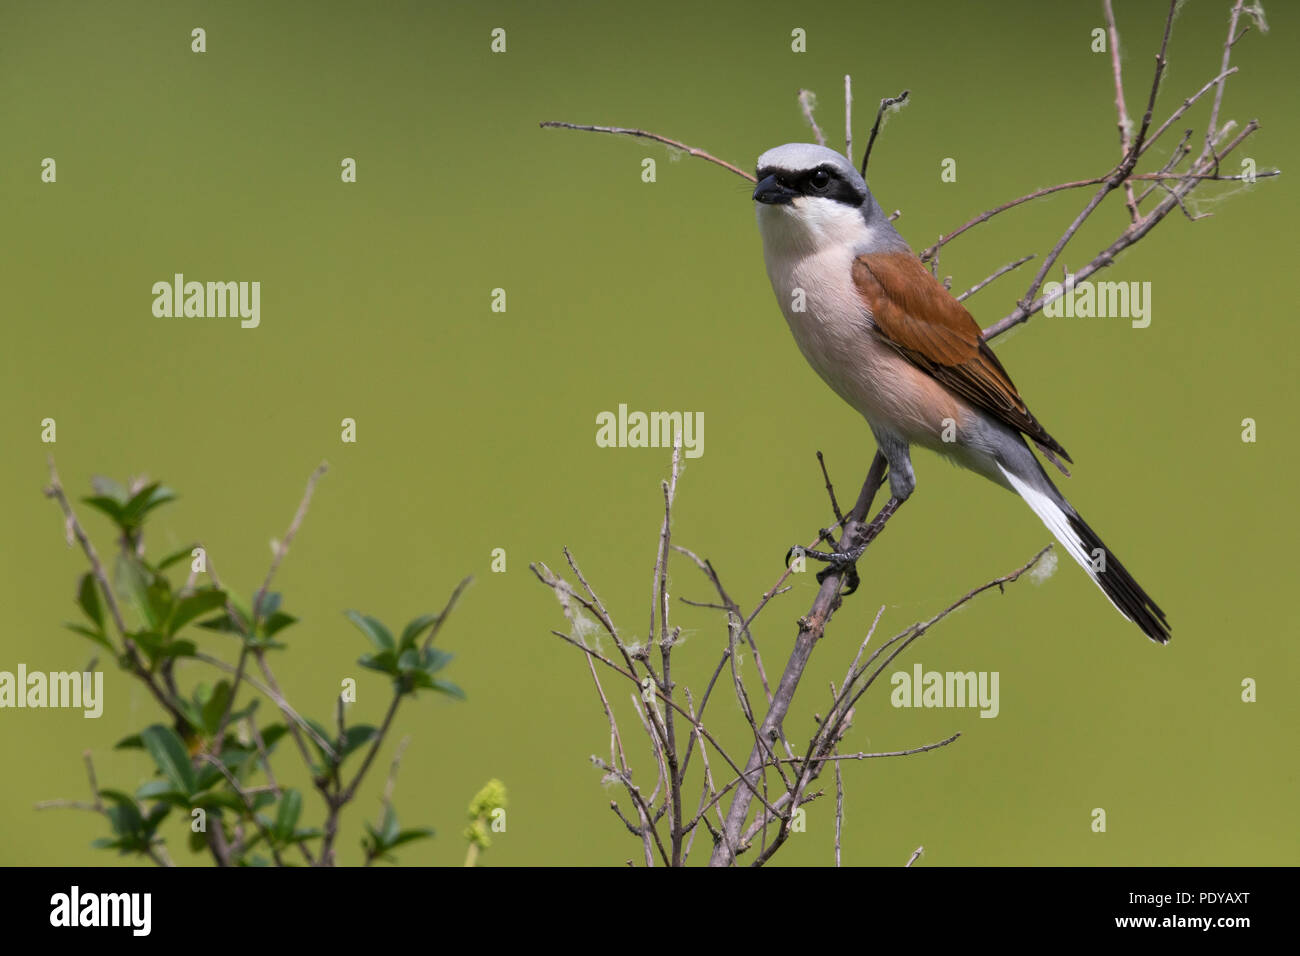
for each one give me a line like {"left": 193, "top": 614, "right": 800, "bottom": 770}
{"left": 852, "top": 251, "right": 1071, "bottom": 462}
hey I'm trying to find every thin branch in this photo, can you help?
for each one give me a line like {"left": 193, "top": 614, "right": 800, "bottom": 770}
{"left": 816, "top": 450, "right": 845, "bottom": 526}
{"left": 1202, "top": 1, "right": 1248, "bottom": 167}
{"left": 193, "top": 652, "right": 337, "bottom": 759}
{"left": 920, "top": 177, "right": 1108, "bottom": 262}
{"left": 648, "top": 440, "right": 685, "bottom": 864}
{"left": 199, "top": 754, "right": 286, "bottom": 867}
{"left": 744, "top": 547, "right": 1047, "bottom": 867}
{"left": 985, "top": 118, "right": 1264, "bottom": 339}
{"left": 956, "top": 254, "right": 1035, "bottom": 303}
{"left": 251, "top": 461, "right": 327, "bottom": 630}
{"left": 834, "top": 752, "right": 844, "bottom": 867}
{"left": 545, "top": 627, "right": 782, "bottom": 819}
{"left": 709, "top": 452, "right": 888, "bottom": 866}
{"left": 843, "top": 75, "right": 853, "bottom": 162}
{"left": 783, "top": 732, "right": 961, "bottom": 763}
{"left": 538, "top": 122, "right": 755, "bottom": 182}
{"left": 860, "top": 89, "right": 909, "bottom": 177}
{"left": 364, "top": 736, "right": 411, "bottom": 865}
{"left": 1103, "top": 0, "right": 1141, "bottom": 222}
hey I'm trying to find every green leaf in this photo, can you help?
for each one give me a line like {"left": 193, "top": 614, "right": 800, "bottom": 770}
{"left": 194, "top": 762, "right": 225, "bottom": 792}
{"left": 167, "top": 588, "right": 227, "bottom": 637}
{"left": 156, "top": 639, "right": 198, "bottom": 661}
{"left": 114, "top": 733, "right": 144, "bottom": 750}
{"left": 153, "top": 543, "right": 199, "bottom": 572}
{"left": 286, "top": 827, "right": 323, "bottom": 845}
{"left": 142, "top": 578, "right": 173, "bottom": 632}
{"left": 90, "top": 475, "right": 128, "bottom": 502}
{"left": 120, "top": 482, "right": 177, "bottom": 528}
{"left": 99, "top": 789, "right": 144, "bottom": 837}
{"left": 189, "top": 787, "right": 247, "bottom": 813}
{"left": 262, "top": 611, "right": 297, "bottom": 639}
{"left": 419, "top": 647, "right": 454, "bottom": 673}
{"left": 199, "top": 680, "right": 233, "bottom": 735}
{"left": 358, "top": 650, "right": 399, "bottom": 676}
{"left": 134, "top": 780, "right": 190, "bottom": 808}
{"left": 114, "top": 556, "right": 161, "bottom": 626}
{"left": 130, "top": 630, "right": 168, "bottom": 667}
{"left": 387, "top": 828, "right": 434, "bottom": 850}
{"left": 253, "top": 592, "right": 281, "bottom": 620}
{"left": 339, "top": 725, "right": 378, "bottom": 761}
{"left": 274, "top": 789, "right": 302, "bottom": 842}
{"left": 299, "top": 720, "right": 376, "bottom": 772}
{"left": 345, "top": 611, "right": 394, "bottom": 651}
{"left": 76, "top": 573, "right": 105, "bottom": 632}
{"left": 302, "top": 718, "right": 336, "bottom": 767}
{"left": 143, "top": 802, "right": 171, "bottom": 830}
{"left": 81, "top": 495, "right": 126, "bottom": 525}
{"left": 197, "top": 611, "right": 246, "bottom": 634}
{"left": 398, "top": 613, "right": 441, "bottom": 651}
{"left": 429, "top": 677, "right": 466, "bottom": 700}
{"left": 196, "top": 592, "right": 252, "bottom": 633}
{"left": 380, "top": 806, "right": 399, "bottom": 845}
{"left": 139, "top": 724, "right": 197, "bottom": 797}
{"left": 135, "top": 779, "right": 179, "bottom": 800}
{"left": 64, "top": 623, "right": 114, "bottom": 653}
{"left": 259, "top": 724, "right": 288, "bottom": 752}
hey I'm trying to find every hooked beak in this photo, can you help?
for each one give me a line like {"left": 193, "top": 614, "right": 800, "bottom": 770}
{"left": 753, "top": 173, "right": 797, "bottom": 205}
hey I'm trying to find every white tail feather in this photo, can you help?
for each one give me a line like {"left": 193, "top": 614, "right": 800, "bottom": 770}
{"left": 997, "top": 463, "right": 1125, "bottom": 618}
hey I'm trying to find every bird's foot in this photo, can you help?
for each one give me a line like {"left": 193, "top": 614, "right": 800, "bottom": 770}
{"left": 783, "top": 496, "right": 907, "bottom": 598}
{"left": 786, "top": 543, "right": 865, "bottom": 596}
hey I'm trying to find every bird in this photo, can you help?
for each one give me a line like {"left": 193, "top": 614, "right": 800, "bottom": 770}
{"left": 752, "top": 142, "right": 1170, "bottom": 643}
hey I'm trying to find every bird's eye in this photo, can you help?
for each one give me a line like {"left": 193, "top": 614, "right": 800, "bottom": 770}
{"left": 808, "top": 169, "right": 832, "bottom": 191}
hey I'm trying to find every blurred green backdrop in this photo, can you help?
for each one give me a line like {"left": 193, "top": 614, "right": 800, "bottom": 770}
{"left": 1, "top": 0, "right": 1296, "bottom": 866}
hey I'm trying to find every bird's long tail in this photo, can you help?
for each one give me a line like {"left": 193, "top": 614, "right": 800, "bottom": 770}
{"left": 995, "top": 453, "right": 1171, "bottom": 644}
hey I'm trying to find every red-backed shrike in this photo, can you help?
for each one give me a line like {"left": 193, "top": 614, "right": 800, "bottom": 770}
{"left": 753, "top": 143, "right": 1169, "bottom": 643}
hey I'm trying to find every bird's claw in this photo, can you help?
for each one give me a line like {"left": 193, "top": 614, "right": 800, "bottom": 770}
{"left": 816, "top": 557, "right": 861, "bottom": 595}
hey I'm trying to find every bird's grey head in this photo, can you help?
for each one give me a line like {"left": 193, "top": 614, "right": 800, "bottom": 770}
{"left": 753, "top": 143, "right": 869, "bottom": 207}
{"left": 753, "top": 143, "right": 896, "bottom": 254}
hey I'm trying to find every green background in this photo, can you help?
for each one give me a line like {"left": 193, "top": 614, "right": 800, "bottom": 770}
{"left": 1, "top": 0, "right": 1295, "bottom": 866}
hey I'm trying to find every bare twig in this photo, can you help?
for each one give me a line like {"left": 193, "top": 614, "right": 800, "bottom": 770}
{"left": 782, "top": 733, "right": 961, "bottom": 763}
{"left": 816, "top": 450, "right": 845, "bottom": 526}
{"left": 709, "top": 452, "right": 889, "bottom": 866}
{"left": 1103, "top": 0, "right": 1141, "bottom": 222}
{"left": 834, "top": 753, "right": 844, "bottom": 867}
{"left": 251, "top": 461, "right": 327, "bottom": 631}
{"left": 538, "top": 122, "right": 755, "bottom": 182}
{"left": 200, "top": 754, "right": 286, "bottom": 867}
{"left": 860, "top": 89, "right": 910, "bottom": 177}
{"left": 956, "top": 254, "right": 1035, "bottom": 303}
{"left": 844, "top": 75, "right": 853, "bottom": 162}
{"left": 984, "top": 118, "right": 1264, "bottom": 339}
